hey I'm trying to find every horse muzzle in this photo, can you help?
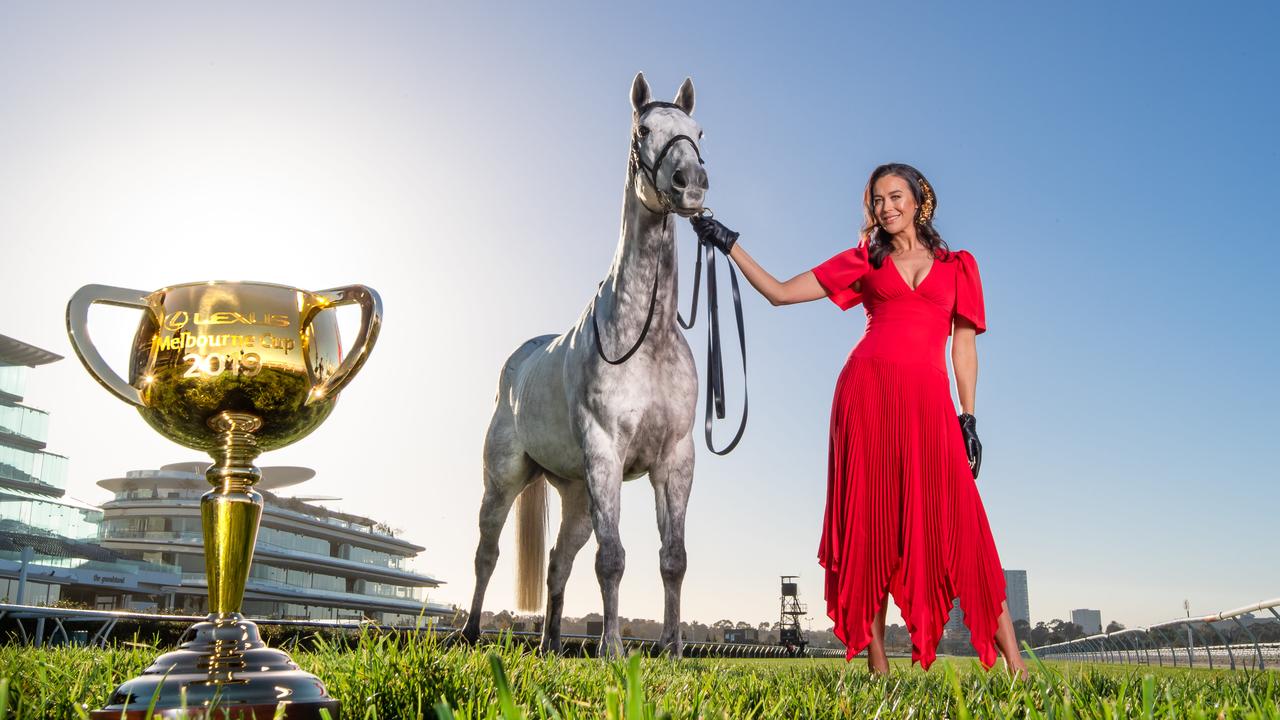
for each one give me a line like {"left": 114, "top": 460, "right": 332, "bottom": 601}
{"left": 667, "top": 165, "right": 707, "bottom": 216}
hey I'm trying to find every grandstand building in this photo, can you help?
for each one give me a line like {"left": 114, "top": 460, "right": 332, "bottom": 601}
{"left": 97, "top": 461, "right": 451, "bottom": 624}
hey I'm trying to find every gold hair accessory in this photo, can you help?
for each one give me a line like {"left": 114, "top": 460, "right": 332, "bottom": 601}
{"left": 917, "top": 176, "right": 936, "bottom": 225}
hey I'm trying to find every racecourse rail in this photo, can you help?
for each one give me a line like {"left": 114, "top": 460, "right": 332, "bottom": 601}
{"left": 0, "top": 603, "right": 845, "bottom": 659}
{"left": 1035, "top": 597, "right": 1280, "bottom": 670}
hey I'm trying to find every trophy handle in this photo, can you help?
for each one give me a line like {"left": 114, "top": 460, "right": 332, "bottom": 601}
{"left": 65, "top": 284, "right": 151, "bottom": 408}
{"left": 308, "top": 284, "right": 382, "bottom": 404}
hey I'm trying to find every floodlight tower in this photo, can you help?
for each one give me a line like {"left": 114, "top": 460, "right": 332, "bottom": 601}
{"left": 779, "top": 575, "right": 809, "bottom": 656}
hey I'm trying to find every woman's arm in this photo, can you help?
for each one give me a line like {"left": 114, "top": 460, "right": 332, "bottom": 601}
{"left": 951, "top": 319, "right": 979, "bottom": 414}
{"left": 727, "top": 243, "right": 828, "bottom": 306}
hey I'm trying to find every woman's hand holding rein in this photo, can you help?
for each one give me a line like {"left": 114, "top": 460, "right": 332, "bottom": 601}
{"left": 689, "top": 216, "right": 827, "bottom": 306}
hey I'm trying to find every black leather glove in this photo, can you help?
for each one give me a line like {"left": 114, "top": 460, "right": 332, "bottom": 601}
{"left": 958, "top": 413, "right": 982, "bottom": 479}
{"left": 690, "top": 215, "right": 739, "bottom": 255}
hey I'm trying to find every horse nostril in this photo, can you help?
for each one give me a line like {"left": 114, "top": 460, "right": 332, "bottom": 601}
{"left": 672, "top": 170, "right": 687, "bottom": 189}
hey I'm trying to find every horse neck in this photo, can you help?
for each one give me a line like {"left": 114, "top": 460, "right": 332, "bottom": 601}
{"left": 601, "top": 178, "right": 679, "bottom": 332}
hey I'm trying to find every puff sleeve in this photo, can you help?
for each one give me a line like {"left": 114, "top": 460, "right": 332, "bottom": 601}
{"left": 953, "top": 250, "right": 987, "bottom": 334}
{"left": 811, "top": 245, "right": 870, "bottom": 311}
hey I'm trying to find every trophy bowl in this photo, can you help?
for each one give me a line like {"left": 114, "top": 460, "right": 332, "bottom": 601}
{"left": 67, "top": 280, "right": 381, "bottom": 719}
{"left": 69, "top": 280, "right": 380, "bottom": 452}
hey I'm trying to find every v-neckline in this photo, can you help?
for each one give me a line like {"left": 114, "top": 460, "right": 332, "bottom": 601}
{"left": 886, "top": 253, "right": 935, "bottom": 293}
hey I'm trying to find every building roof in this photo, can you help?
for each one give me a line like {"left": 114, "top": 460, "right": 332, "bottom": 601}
{"left": 97, "top": 462, "right": 316, "bottom": 492}
{"left": 0, "top": 334, "right": 63, "bottom": 367}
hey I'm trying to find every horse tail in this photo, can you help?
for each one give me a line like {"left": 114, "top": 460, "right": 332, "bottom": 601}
{"left": 514, "top": 473, "right": 548, "bottom": 612}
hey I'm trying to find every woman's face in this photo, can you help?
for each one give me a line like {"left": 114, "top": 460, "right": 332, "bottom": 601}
{"left": 871, "top": 174, "right": 918, "bottom": 235}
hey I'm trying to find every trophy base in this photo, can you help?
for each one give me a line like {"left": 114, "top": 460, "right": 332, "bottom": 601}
{"left": 92, "top": 614, "right": 340, "bottom": 719}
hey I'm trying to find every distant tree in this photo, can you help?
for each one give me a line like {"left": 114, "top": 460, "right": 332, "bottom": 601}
{"left": 1105, "top": 621, "right": 1125, "bottom": 634}
{"left": 713, "top": 619, "right": 734, "bottom": 631}
{"left": 735, "top": 621, "right": 753, "bottom": 630}
{"left": 884, "top": 624, "right": 911, "bottom": 653}
{"left": 1046, "top": 618, "right": 1085, "bottom": 642}
{"left": 1013, "top": 619, "right": 1031, "bottom": 646}
{"left": 1030, "top": 621, "right": 1051, "bottom": 647}
{"left": 759, "top": 621, "right": 771, "bottom": 634}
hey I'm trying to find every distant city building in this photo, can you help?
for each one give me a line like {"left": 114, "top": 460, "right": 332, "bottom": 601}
{"left": 944, "top": 598, "right": 967, "bottom": 640}
{"left": 1071, "top": 608, "right": 1102, "bottom": 634}
{"left": 1004, "top": 570, "right": 1030, "bottom": 624}
{"left": 943, "top": 568, "right": 1028, "bottom": 642}
{"left": 97, "top": 462, "right": 451, "bottom": 624}
{"left": 0, "top": 334, "right": 178, "bottom": 609}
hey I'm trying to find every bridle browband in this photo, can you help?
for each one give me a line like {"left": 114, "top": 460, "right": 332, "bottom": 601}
{"left": 591, "top": 100, "right": 749, "bottom": 455}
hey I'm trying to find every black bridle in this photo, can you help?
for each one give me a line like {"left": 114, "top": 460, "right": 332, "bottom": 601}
{"left": 591, "top": 101, "right": 748, "bottom": 455}
{"left": 628, "top": 101, "right": 705, "bottom": 215}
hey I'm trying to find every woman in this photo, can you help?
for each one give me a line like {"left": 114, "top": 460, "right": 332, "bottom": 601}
{"left": 691, "top": 163, "right": 1026, "bottom": 676}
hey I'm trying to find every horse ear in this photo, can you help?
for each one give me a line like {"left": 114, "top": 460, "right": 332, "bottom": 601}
{"left": 674, "top": 77, "right": 695, "bottom": 115}
{"left": 631, "top": 72, "right": 651, "bottom": 112}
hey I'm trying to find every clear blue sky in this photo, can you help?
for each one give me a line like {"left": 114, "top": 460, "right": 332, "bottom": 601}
{"left": 1, "top": 1, "right": 1276, "bottom": 630}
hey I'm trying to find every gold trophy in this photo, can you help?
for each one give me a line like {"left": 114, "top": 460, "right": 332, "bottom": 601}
{"left": 67, "top": 281, "right": 382, "bottom": 719}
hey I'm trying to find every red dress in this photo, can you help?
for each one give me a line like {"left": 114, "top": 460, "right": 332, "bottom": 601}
{"left": 811, "top": 243, "right": 1006, "bottom": 670}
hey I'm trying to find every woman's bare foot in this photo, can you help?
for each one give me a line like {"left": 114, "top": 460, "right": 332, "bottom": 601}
{"left": 1003, "top": 657, "right": 1030, "bottom": 681}
{"left": 991, "top": 601, "right": 1029, "bottom": 679}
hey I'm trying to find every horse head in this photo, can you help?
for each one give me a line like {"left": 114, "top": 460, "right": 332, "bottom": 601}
{"left": 629, "top": 72, "right": 707, "bottom": 217}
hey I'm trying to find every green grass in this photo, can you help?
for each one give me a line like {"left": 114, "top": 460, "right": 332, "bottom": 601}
{"left": 0, "top": 631, "right": 1276, "bottom": 719}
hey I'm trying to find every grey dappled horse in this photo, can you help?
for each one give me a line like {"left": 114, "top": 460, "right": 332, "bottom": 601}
{"left": 461, "top": 73, "right": 707, "bottom": 657}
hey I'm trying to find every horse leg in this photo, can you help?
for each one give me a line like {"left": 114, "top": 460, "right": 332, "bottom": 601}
{"left": 540, "top": 477, "right": 592, "bottom": 654}
{"left": 651, "top": 435, "right": 693, "bottom": 658}
{"left": 462, "top": 422, "right": 537, "bottom": 644}
{"left": 584, "top": 435, "right": 626, "bottom": 658}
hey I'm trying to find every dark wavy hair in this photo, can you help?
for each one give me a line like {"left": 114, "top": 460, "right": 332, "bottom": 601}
{"left": 860, "top": 163, "right": 951, "bottom": 268}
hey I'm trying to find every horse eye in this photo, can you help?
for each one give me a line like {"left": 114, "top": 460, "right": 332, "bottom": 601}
{"left": 638, "top": 125, "right": 650, "bottom": 137}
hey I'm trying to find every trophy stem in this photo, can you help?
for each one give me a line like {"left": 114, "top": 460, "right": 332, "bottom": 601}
{"left": 202, "top": 411, "right": 264, "bottom": 618}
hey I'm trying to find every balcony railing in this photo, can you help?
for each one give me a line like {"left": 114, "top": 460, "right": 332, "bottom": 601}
{"left": 0, "top": 449, "right": 68, "bottom": 489}
{"left": 180, "top": 573, "right": 430, "bottom": 606}
{"left": 0, "top": 404, "right": 49, "bottom": 446}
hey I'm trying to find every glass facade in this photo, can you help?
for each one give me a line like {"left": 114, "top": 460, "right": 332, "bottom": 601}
{"left": 0, "top": 445, "right": 68, "bottom": 488}
{"left": 249, "top": 563, "right": 347, "bottom": 593}
{"left": 0, "top": 402, "right": 49, "bottom": 445}
{"left": 0, "top": 577, "right": 61, "bottom": 605}
{"left": 258, "top": 525, "right": 331, "bottom": 556}
{"left": 357, "top": 579, "right": 426, "bottom": 601}
{"left": 0, "top": 356, "right": 93, "bottom": 539}
{"left": 0, "top": 365, "right": 29, "bottom": 400}
{"left": 343, "top": 545, "right": 408, "bottom": 571}
{"left": 0, "top": 494, "right": 99, "bottom": 540}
